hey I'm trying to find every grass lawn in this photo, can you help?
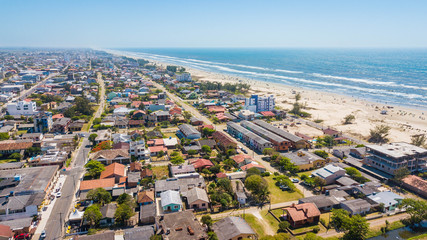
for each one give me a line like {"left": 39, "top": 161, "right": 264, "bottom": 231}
{"left": 163, "top": 132, "right": 177, "bottom": 138}
{"left": 16, "top": 130, "right": 27, "bottom": 135}
{"left": 297, "top": 170, "right": 314, "bottom": 178}
{"left": 0, "top": 159, "right": 17, "bottom": 164}
{"left": 152, "top": 166, "right": 169, "bottom": 179}
{"left": 320, "top": 213, "right": 331, "bottom": 226}
{"left": 260, "top": 209, "right": 280, "bottom": 233}
{"left": 270, "top": 208, "right": 285, "bottom": 219}
{"left": 265, "top": 176, "right": 303, "bottom": 204}
{"left": 242, "top": 214, "right": 266, "bottom": 237}
{"left": 366, "top": 220, "right": 405, "bottom": 238}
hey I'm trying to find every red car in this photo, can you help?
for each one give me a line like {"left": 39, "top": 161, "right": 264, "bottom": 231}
{"left": 15, "top": 233, "right": 30, "bottom": 239}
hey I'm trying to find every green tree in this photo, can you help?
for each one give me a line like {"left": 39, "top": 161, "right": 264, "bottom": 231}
{"left": 201, "top": 215, "right": 213, "bottom": 230}
{"left": 411, "top": 134, "right": 426, "bottom": 147}
{"left": 85, "top": 160, "right": 105, "bottom": 179}
{"left": 246, "top": 167, "right": 262, "bottom": 177}
{"left": 187, "top": 149, "right": 197, "bottom": 156}
{"left": 115, "top": 204, "right": 134, "bottom": 226}
{"left": 343, "top": 114, "right": 356, "bottom": 124}
{"left": 117, "top": 193, "right": 135, "bottom": 207}
{"left": 202, "top": 127, "right": 215, "bottom": 137}
{"left": 278, "top": 221, "right": 290, "bottom": 232}
{"left": 245, "top": 175, "right": 270, "bottom": 203}
{"left": 345, "top": 167, "right": 360, "bottom": 178}
{"left": 343, "top": 215, "right": 370, "bottom": 240}
{"left": 201, "top": 145, "right": 212, "bottom": 154}
{"left": 83, "top": 204, "right": 102, "bottom": 226}
{"left": 393, "top": 167, "right": 411, "bottom": 184}
{"left": 87, "top": 188, "right": 112, "bottom": 206}
{"left": 0, "top": 132, "right": 10, "bottom": 141}
{"left": 313, "top": 176, "right": 326, "bottom": 188}
{"left": 262, "top": 148, "right": 274, "bottom": 156}
{"left": 9, "top": 153, "right": 22, "bottom": 161}
{"left": 401, "top": 198, "right": 427, "bottom": 227}
{"left": 89, "top": 134, "right": 98, "bottom": 144}
{"left": 331, "top": 209, "right": 350, "bottom": 231}
{"left": 369, "top": 125, "right": 391, "bottom": 143}
{"left": 170, "top": 155, "right": 185, "bottom": 165}
{"left": 314, "top": 150, "right": 329, "bottom": 159}
{"left": 207, "top": 231, "right": 218, "bottom": 240}
{"left": 304, "top": 233, "right": 324, "bottom": 240}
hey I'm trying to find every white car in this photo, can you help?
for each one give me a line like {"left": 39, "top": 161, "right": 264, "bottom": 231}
{"left": 56, "top": 192, "right": 62, "bottom": 198}
{"left": 40, "top": 230, "right": 46, "bottom": 238}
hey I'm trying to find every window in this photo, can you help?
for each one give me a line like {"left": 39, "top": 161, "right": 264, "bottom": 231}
{"left": 174, "top": 205, "right": 179, "bottom": 209}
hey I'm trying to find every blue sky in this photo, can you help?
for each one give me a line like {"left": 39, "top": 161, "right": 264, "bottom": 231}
{"left": 1, "top": 0, "right": 426, "bottom": 48}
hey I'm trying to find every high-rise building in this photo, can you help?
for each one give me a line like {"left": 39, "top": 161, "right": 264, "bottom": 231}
{"left": 244, "top": 95, "right": 275, "bottom": 112}
{"left": 34, "top": 111, "right": 53, "bottom": 133}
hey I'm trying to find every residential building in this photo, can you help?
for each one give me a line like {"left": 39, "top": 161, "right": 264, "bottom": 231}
{"left": 130, "top": 140, "right": 149, "bottom": 160}
{"left": 311, "top": 164, "right": 346, "bottom": 185}
{"left": 244, "top": 94, "right": 275, "bottom": 112}
{"left": 212, "top": 131, "right": 237, "bottom": 149}
{"left": 232, "top": 154, "right": 253, "bottom": 168}
{"left": 227, "top": 122, "right": 272, "bottom": 152}
{"left": 6, "top": 101, "right": 38, "bottom": 116}
{"left": 170, "top": 165, "right": 196, "bottom": 177}
{"left": 184, "top": 187, "right": 209, "bottom": 210}
{"left": 74, "top": 231, "right": 115, "bottom": 240}
{"left": 156, "top": 210, "right": 208, "bottom": 240}
{"left": 299, "top": 195, "right": 340, "bottom": 212}
{"left": 367, "top": 191, "right": 404, "bottom": 212}
{"left": 139, "top": 204, "right": 156, "bottom": 225}
{"left": 160, "top": 190, "right": 182, "bottom": 213}
{"left": 0, "top": 140, "right": 33, "bottom": 155}
{"left": 283, "top": 203, "right": 321, "bottom": 228}
{"left": 213, "top": 216, "right": 256, "bottom": 240}
{"left": 241, "top": 162, "right": 266, "bottom": 173}
{"left": 100, "top": 163, "right": 126, "bottom": 183}
{"left": 190, "top": 158, "right": 214, "bottom": 171}
{"left": 0, "top": 85, "right": 24, "bottom": 93}
{"left": 94, "top": 129, "right": 112, "bottom": 145}
{"left": 176, "top": 72, "right": 192, "bottom": 81}
{"left": 401, "top": 175, "right": 427, "bottom": 198}
{"left": 282, "top": 150, "right": 326, "bottom": 171}
{"left": 51, "top": 117, "right": 71, "bottom": 133}
{"left": 252, "top": 119, "right": 310, "bottom": 149}
{"left": 237, "top": 110, "right": 255, "bottom": 121}
{"left": 154, "top": 177, "right": 206, "bottom": 197}
{"left": 100, "top": 203, "right": 117, "bottom": 227}
{"left": 341, "top": 199, "right": 372, "bottom": 215}
{"left": 137, "top": 190, "right": 155, "bottom": 206}
{"left": 177, "top": 124, "right": 201, "bottom": 139}
{"left": 89, "top": 149, "right": 130, "bottom": 165}
{"left": 33, "top": 111, "right": 53, "bottom": 133}
{"left": 364, "top": 142, "right": 427, "bottom": 175}
{"left": 241, "top": 120, "right": 291, "bottom": 151}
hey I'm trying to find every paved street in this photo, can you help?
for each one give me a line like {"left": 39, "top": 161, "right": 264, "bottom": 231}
{"left": 40, "top": 137, "right": 91, "bottom": 240}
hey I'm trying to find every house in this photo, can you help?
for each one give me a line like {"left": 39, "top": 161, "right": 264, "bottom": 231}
{"left": 283, "top": 203, "right": 321, "bottom": 228}
{"left": 100, "top": 162, "right": 126, "bottom": 183}
{"left": 139, "top": 204, "right": 156, "bottom": 225}
{"left": 350, "top": 147, "right": 366, "bottom": 159}
{"left": 69, "top": 121, "right": 84, "bottom": 132}
{"left": 147, "top": 139, "right": 164, "bottom": 147}
{"left": 33, "top": 111, "right": 53, "bottom": 133}
{"left": 51, "top": 117, "right": 71, "bottom": 133}
{"left": 177, "top": 124, "right": 201, "bottom": 139}
{"left": 282, "top": 150, "right": 326, "bottom": 171}
{"left": 141, "top": 168, "right": 153, "bottom": 179}
{"left": 299, "top": 195, "right": 340, "bottom": 212}
{"left": 100, "top": 203, "right": 117, "bottom": 227}
{"left": 154, "top": 177, "right": 206, "bottom": 197}
{"left": 238, "top": 110, "right": 255, "bottom": 120}
{"left": 163, "top": 137, "right": 179, "bottom": 149}
{"left": 0, "top": 140, "right": 33, "bottom": 155}
{"left": 341, "top": 199, "right": 372, "bottom": 215}
{"left": 207, "top": 105, "right": 226, "bottom": 113}
{"left": 89, "top": 149, "right": 130, "bottom": 165}
{"left": 6, "top": 100, "right": 38, "bottom": 116}
{"left": 130, "top": 162, "right": 142, "bottom": 172}
{"left": 231, "top": 180, "right": 248, "bottom": 205}
{"left": 336, "top": 176, "right": 359, "bottom": 186}
{"left": 124, "top": 226, "right": 154, "bottom": 240}
{"left": 130, "top": 140, "right": 149, "bottom": 160}
{"left": 226, "top": 172, "right": 247, "bottom": 181}
{"left": 213, "top": 216, "right": 256, "bottom": 240}
{"left": 156, "top": 210, "right": 208, "bottom": 240}
{"left": 323, "top": 128, "right": 341, "bottom": 138}
{"left": 128, "top": 119, "right": 145, "bottom": 128}
{"left": 190, "top": 117, "right": 204, "bottom": 126}
{"left": 127, "top": 172, "right": 141, "bottom": 188}
{"left": 148, "top": 145, "right": 167, "bottom": 157}
{"left": 212, "top": 131, "right": 237, "bottom": 149}
{"left": 311, "top": 164, "right": 346, "bottom": 185}
{"left": 232, "top": 154, "right": 253, "bottom": 168}
{"left": 129, "top": 129, "right": 143, "bottom": 139}
{"left": 160, "top": 190, "right": 182, "bottom": 213}
{"left": 21, "top": 133, "right": 43, "bottom": 142}
{"left": 137, "top": 190, "right": 155, "bottom": 205}
{"left": 402, "top": 175, "right": 427, "bottom": 198}
{"left": 190, "top": 158, "right": 214, "bottom": 171}
{"left": 94, "top": 129, "right": 112, "bottom": 145}
{"left": 367, "top": 191, "right": 404, "bottom": 212}
{"left": 0, "top": 225, "right": 13, "bottom": 240}
{"left": 184, "top": 187, "right": 209, "bottom": 210}
{"left": 241, "top": 162, "right": 266, "bottom": 173}
{"left": 79, "top": 178, "right": 116, "bottom": 193}
{"left": 170, "top": 165, "right": 196, "bottom": 177}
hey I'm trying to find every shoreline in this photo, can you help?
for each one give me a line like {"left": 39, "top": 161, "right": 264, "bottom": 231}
{"left": 104, "top": 49, "right": 427, "bottom": 143}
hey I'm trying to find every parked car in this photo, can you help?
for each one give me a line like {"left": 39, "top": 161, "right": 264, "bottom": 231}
{"left": 242, "top": 148, "right": 248, "bottom": 154}
{"left": 56, "top": 192, "right": 62, "bottom": 198}
{"left": 15, "top": 233, "right": 30, "bottom": 239}
{"left": 291, "top": 179, "right": 299, "bottom": 183}
{"left": 40, "top": 230, "right": 46, "bottom": 239}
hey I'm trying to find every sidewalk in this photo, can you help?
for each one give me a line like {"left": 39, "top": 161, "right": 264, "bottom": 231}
{"left": 33, "top": 174, "right": 67, "bottom": 236}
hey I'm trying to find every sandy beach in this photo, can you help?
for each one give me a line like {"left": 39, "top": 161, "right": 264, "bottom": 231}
{"left": 111, "top": 50, "right": 427, "bottom": 143}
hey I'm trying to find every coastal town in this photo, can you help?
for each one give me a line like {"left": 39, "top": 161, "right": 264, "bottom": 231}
{"left": 0, "top": 49, "right": 426, "bottom": 240}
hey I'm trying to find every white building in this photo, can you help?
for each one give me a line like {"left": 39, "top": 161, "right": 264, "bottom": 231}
{"left": 130, "top": 140, "right": 150, "bottom": 160}
{"left": 244, "top": 94, "right": 275, "bottom": 112}
{"left": 7, "top": 101, "right": 38, "bottom": 116}
{"left": 176, "top": 73, "right": 192, "bottom": 82}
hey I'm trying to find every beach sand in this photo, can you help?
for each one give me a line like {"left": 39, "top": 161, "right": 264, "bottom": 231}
{"left": 111, "top": 50, "right": 427, "bottom": 143}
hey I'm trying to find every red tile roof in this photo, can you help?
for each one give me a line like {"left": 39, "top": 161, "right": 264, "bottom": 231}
{"left": 137, "top": 190, "right": 155, "bottom": 203}
{"left": 100, "top": 163, "right": 126, "bottom": 179}
{"left": 141, "top": 168, "right": 153, "bottom": 178}
{"left": 148, "top": 146, "right": 167, "bottom": 153}
{"left": 52, "top": 113, "right": 64, "bottom": 119}
{"left": 130, "top": 162, "right": 142, "bottom": 172}
{"left": 232, "top": 154, "right": 252, "bottom": 164}
{"left": 402, "top": 175, "right": 427, "bottom": 193}
{"left": 0, "top": 225, "right": 12, "bottom": 238}
{"left": 241, "top": 163, "right": 265, "bottom": 171}
{"left": 284, "top": 203, "right": 321, "bottom": 222}
{"left": 190, "top": 158, "right": 214, "bottom": 169}
{"left": 79, "top": 178, "right": 115, "bottom": 191}
{"left": 259, "top": 111, "right": 275, "bottom": 117}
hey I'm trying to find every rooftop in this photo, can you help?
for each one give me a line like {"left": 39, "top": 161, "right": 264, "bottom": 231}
{"left": 367, "top": 142, "right": 427, "bottom": 158}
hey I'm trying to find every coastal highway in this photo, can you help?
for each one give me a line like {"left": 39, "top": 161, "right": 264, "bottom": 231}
{"left": 41, "top": 137, "right": 91, "bottom": 240}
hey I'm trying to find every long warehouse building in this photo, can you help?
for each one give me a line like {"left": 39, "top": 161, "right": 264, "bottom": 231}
{"left": 226, "top": 122, "right": 272, "bottom": 152}
{"left": 252, "top": 120, "right": 310, "bottom": 149}
{"left": 240, "top": 120, "right": 291, "bottom": 151}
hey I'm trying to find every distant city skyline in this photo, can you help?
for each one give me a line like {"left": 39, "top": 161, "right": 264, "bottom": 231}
{"left": 1, "top": 0, "right": 427, "bottom": 48}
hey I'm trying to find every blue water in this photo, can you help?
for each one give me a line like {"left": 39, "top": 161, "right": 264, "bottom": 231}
{"left": 114, "top": 48, "right": 427, "bottom": 109}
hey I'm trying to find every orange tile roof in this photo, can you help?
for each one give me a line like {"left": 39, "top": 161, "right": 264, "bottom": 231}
{"left": 403, "top": 175, "right": 427, "bottom": 192}
{"left": 137, "top": 190, "right": 155, "bottom": 203}
{"left": 241, "top": 163, "right": 265, "bottom": 171}
{"left": 259, "top": 111, "right": 275, "bottom": 117}
{"left": 232, "top": 154, "right": 252, "bottom": 164}
{"left": 284, "top": 203, "right": 321, "bottom": 222}
{"left": 52, "top": 114, "right": 64, "bottom": 119}
{"left": 190, "top": 158, "right": 214, "bottom": 169}
{"left": 0, "top": 140, "right": 33, "bottom": 151}
{"left": 148, "top": 146, "right": 167, "bottom": 153}
{"left": 141, "top": 168, "right": 153, "bottom": 178}
{"left": 100, "top": 162, "right": 126, "bottom": 179}
{"left": 79, "top": 178, "right": 115, "bottom": 191}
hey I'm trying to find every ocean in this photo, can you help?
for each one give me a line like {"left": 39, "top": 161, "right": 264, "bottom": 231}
{"left": 114, "top": 48, "right": 427, "bottom": 109}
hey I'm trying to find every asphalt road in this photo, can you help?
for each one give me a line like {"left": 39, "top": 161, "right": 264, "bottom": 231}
{"left": 43, "top": 137, "right": 90, "bottom": 240}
